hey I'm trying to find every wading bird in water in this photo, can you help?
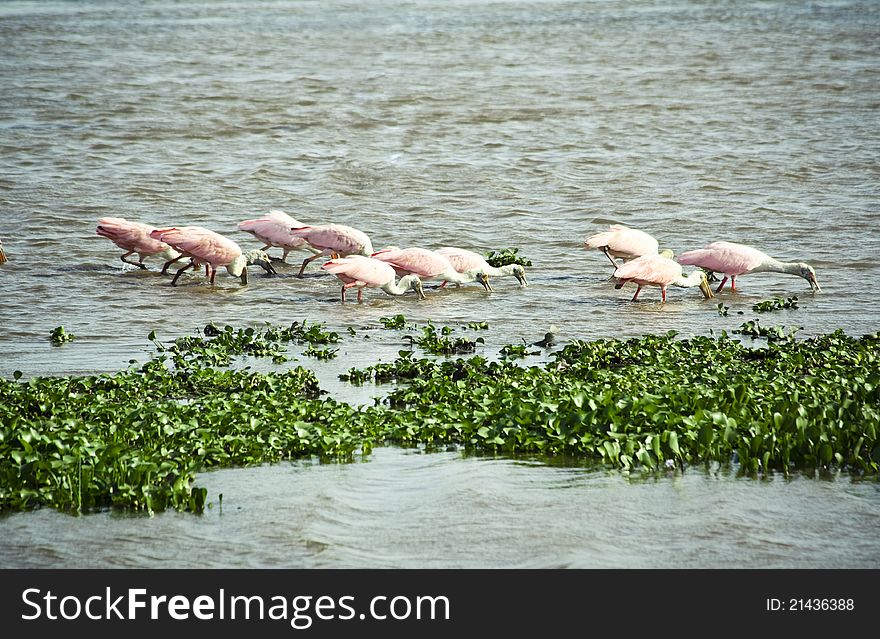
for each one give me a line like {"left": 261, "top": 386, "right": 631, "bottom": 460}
{"left": 95, "top": 217, "right": 180, "bottom": 269}
{"left": 613, "top": 253, "right": 714, "bottom": 302}
{"left": 584, "top": 224, "right": 671, "bottom": 272}
{"left": 321, "top": 255, "right": 426, "bottom": 302}
{"left": 149, "top": 226, "right": 276, "bottom": 286}
{"left": 288, "top": 223, "right": 374, "bottom": 277}
{"left": 371, "top": 247, "right": 492, "bottom": 291}
{"left": 237, "top": 210, "right": 321, "bottom": 262}
{"left": 676, "top": 241, "right": 820, "bottom": 293}
{"left": 434, "top": 246, "right": 528, "bottom": 288}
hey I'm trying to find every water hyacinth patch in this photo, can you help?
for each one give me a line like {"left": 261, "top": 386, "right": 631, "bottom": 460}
{"left": 484, "top": 248, "right": 532, "bottom": 268}
{"left": 753, "top": 296, "right": 799, "bottom": 313}
{"left": 1, "top": 325, "right": 878, "bottom": 515}
{"left": 49, "top": 326, "right": 76, "bottom": 346}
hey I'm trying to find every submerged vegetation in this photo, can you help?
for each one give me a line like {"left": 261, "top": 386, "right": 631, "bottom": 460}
{"left": 1, "top": 320, "right": 878, "bottom": 515}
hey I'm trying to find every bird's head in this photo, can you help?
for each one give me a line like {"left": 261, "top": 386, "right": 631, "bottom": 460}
{"left": 698, "top": 271, "right": 715, "bottom": 299}
{"left": 659, "top": 248, "right": 675, "bottom": 259}
{"left": 245, "top": 249, "right": 277, "bottom": 276}
{"left": 512, "top": 264, "right": 528, "bottom": 287}
{"left": 477, "top": 272, "right": 493, "bottom": 292}
{"left": 402, "top": 274, "right": 427, "bottom": 300}
{"left": 799, "top": 263, "right": 821, "bottom": 292}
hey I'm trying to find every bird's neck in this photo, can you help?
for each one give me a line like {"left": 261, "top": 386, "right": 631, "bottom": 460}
{"left": 226, "top": 254, "right": 247, "bottom": 277}
{"left": 673, "top": 270, "right": 706, "bottom": 288}
{"left": 383, "top": 275, "right": 416, "bottom": 296}
{"left": 750, "top": 257, "right": 796, "bottom": 275}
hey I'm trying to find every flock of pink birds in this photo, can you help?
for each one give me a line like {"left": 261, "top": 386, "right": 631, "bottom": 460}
{"left": 91, "top": 211, "right": 528, "bottom": 302}
{"left": 82, "top": 213, "right": 821, "bottom": 304}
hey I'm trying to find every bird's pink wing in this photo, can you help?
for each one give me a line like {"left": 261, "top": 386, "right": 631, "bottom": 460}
{"left": 614, "top": 254, "right": 680, "bottom": 285}
{"left": 150, "top": 227, "right": 241, "bottom": 264}
{"left": 435, "top": 247, "right": 486, "bottom": 273}
{"left": 96, "top": 217, "right": 170, "bottom": 254}
{"left": 291, "top": 224, "right": 371, "bottom": 256}
{"left": 321, "top": 256, "right": 393, "bottom": 286}
{"left": 586, "top": 226, "right": 658, "bottom": 256}
{"left": 238, "top": 216, "right": 309, "bottom": 249}
{"left": 677, "top": 242, "right": 766, "bottom": 275}
{"left": 372, "top": 248, "right": 451, "bottom": 278}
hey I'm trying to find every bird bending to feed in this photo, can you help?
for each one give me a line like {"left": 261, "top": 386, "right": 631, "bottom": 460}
{"left": 371, "top": 246, "right": 492, "bottom": 291}
{"left": 613, "top": 253, "right": 714, "bottom": 302}
{"left": 676, "top": 241, "right": 820, "bottom": 293}
{"left": 237, "top": 210, "right": 321, "bottom": 262}
{"left": 149, "top": 226, "right": 276, "bottom": 286}
{"left": 434, "top": 246, "right": 528, "bottom": 287}
{"left": 584, "top": 224, "right": 669, "bottom": 271}
{"left": 321, "top": 255, "right": 427, "bottom": 302}
{"left": 95, "top": 217, "right": 181, "bottom": 269}
{"left": 288, "top": 223, "right": 374, "bottom": 277}
{"left": 0, "top": 237, "right": 6, "bottom": 264}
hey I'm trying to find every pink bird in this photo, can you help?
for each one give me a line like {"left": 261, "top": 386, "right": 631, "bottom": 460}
{"left": 0, "top": 237, "right": 6, "bottom": 264}
{"left": 435, "top": 246, "right": 528, "bottom": 288}
{"left": 237, "top": 210, "right": 321, "bottom": 262}
{"left": 149, "top": 226, "right": 275, "bottom": 286}
{"left": 289, "top": 223, "right": 374, "bottom": 277}
{"left": 371, "top": 247, "right": 491, "bottom": 291}
{"left": 584, "top": 224, "right": 670, "bottom": 271}
{"left": 677, "top": 241, "right": 821, "bottom": 293}
{"left": 612, "top": 253, "right": 714, "bottom": 302}
{"left": 95, "top": 217, "right": 180, "bottom": 270}
{"left": 321, "top": 255, "right": 426, "bottom": 302}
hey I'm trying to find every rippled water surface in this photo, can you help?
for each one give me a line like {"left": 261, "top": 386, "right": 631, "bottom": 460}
{"left": 1, "top": 0, "right": 879, "bottom": 568}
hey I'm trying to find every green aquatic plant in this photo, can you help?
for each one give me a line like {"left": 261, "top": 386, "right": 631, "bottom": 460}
{"left": 717, "top": 303, "right": 729, "bottom": 317}
{"left": 485, "top": 248, "right": 532, "bottom": 268}
{"left": 406, "top": 323, "right": 485, "bottom": 355}
{"left": 753, "top": 296, "right": 799, "bottom": 313}
{"left": 466, "top": 321, "right": 490, "bottom": 331}
{"left": 379, "top": 314, "right": 411, "bottom": 330}
{"left": 2, "top": 326, "right": 878, "bottom": 515}
{"left": 49, "top": 326, "right": 76, "bottom": 346}
{"left": 734, "top": 320, "right": 801, "bottom": 342}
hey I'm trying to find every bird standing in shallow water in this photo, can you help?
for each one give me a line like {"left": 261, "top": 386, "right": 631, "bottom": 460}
{"left": 149, "top": 226, "right": 276, "bottom": 286}
{"left": 613, "top": 253, "right": 715, "bottom": 302}
{"left": 95, "top": 217, "right": 180, "bottom": 269}
{"left": 321, "top": 255, "right": 426, "bottom": 302}
{"left": 289, "top": 223, "right": 374, "bottom": 277}
{"left": 434, "top": 246, "right": 528, "bottom": 288}
{"left": 584, "top": 224, "right": 669, "bottom": 272}
{"left": 237, "top": 210, "right": 321, "bottom": 262}
{"left": 676, "top": 241, "right": 820, "bottom": 293}
{"left": 371, "top": 247, "right": 492, "bottom": 291}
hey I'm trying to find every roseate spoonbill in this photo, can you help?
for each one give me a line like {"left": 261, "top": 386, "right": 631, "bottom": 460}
{"left": 584, "top": 224, "right": 670, "bottom": 271}
{"left": 321, "top": 255, "right": 427, "bottom": 302}
{"left": 95, "top": 217, "right": 180, "bottom": 269}
{"left": 0, "top": 238, "right": 6, "bottom": 264}
{"left": 677, "top": 241, "right": 820, "bottom": 293}
{"left": 613, "top": 253, "right": 714, "bottom": 302}
{"left": 289, "top": 223, "right": 374, "bottom": 277}
{"left": 434, "top": 246, "right": 528, "bottom": 288}
{"left": 371, "top": 247, "right": 492, "bottom": 291}
{"left": 149, "top": 226, "right": 276, "bottom": 286}
{"left": 237, "top": 210, "right": 321, "bottom": 262}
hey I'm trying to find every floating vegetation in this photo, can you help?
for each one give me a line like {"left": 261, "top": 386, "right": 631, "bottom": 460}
{"left": 49, "top": 326, "right": 76, "bottom": 346}
{"left": 379, "top": 314, "right": 411, "bottom": 330}
{"left": 499, "top": 342, "right": 540, "bottom": 359}
{"left": 717, "top": 303, "right": 729, "bottom": 317}
{"left": 734, "top": 320, "right": 801, "bottom": 342}
{"left": 466, "top": 322, "right": 490, "bottom": 331}
{"left": 2, "top": 326, "right": 878, "bottom": 515}
{"left": 485, "top": 247, "right": 532, "bottom": 268}
{"left": 753, "top": 296, "right": 799, "bottom": 313}
{"left": 303, "top": 343, "right": 338, "bottom": 361}
{"left": 405, "top": 323, "right": 485, "bottom": 355}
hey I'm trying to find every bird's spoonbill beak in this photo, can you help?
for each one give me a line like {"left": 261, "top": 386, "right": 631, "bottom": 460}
{"left": 477, "top": 272, "right": 493, "bottom": 292}
{"left": 698, "top": 274, "right": 715, "bottom": 299}
{"left": 240, "top": 266, "right": 248, "bottom": 286}
{"left": 514, "top": 269, "right": 528, "bottom": 287}
{"left": 414, "top": 281, "right": 427, "bottom": 300}
{"left": 808, "top": 274, "right": 821, "bottom": 293}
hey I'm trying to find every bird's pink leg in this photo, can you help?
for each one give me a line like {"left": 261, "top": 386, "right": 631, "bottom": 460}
{"left": 730, "top": 276, "right": 737, "bottom": 291}
{"left": 631, "top": 285, "right": 642, "bottom": 301}
{"left": 357, "top": 288, "right": 363, "bottom": 302}
{"left": 120, "top": 251, "right": 147, "bottom": 270}
{"left": 715, "top": 276, "right": 729, "bottom": 293}
{"left": 440, "top": 280, "right": 448, "bottom": 288}
{"left": 340, "top": 285, "right": 346, "bottom": 302}
{"left": 170, "top": 262, "right": 195, "bottom": 286}
{"left": 661, "top": 286, "right": 667, "bottom": 303}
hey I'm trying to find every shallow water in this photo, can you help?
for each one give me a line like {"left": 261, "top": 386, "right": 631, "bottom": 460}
{"left": 1, "top": 0, "right": 879, "bottom": 568}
